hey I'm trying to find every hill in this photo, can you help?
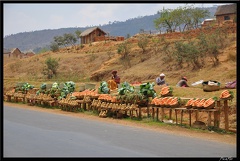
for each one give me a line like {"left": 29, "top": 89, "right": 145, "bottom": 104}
{"left": 3, "top": 23, "right": 237, "bottom": 131}
{"left": 3, "top": 6, "right": 217, "bottom": 53}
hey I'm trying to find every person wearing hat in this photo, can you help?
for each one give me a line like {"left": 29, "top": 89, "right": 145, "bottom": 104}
{"left": 156, "top": 73, "right": 167, "bottom": 86}
{"left": 108, "top": 70, "right": 120, "bottom": 90}
{"left": 176, "top": 76, "right": 189, "bottom": 87}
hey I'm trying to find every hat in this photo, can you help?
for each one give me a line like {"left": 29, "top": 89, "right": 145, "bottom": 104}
{"left": 182, "top": 76, "right": 187, "bottom": 81}
{"left": 160, "top": 73, "right": 165, "bottom": 77}
{"left": 112, "top": 70, "right": 117, "bottom": 74}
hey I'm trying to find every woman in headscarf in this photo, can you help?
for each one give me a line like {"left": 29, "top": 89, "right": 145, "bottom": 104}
{"left": 108, "top": 70, "right": 120, "bottom": 90}
{"left": 176, "top": 76, "right": 189, "bottom": 87}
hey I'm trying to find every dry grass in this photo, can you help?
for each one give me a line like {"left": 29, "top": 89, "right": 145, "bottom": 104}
{"left": 3, "top": 27, "right": 237, "bottom": 107}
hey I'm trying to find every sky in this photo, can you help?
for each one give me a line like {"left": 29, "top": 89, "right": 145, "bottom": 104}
{"left": 3, "top": 2, "right": 231, "bottom": 37}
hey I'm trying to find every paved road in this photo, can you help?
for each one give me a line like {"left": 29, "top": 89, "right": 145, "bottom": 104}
{"left": 3, "top": 105, "right": 236, "bottom": 158}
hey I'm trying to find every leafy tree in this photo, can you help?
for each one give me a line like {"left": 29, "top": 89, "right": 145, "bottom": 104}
{"left": 50, "top": 42, "right": 59, "bottom": 52}
{"left": 63, "top": 33, "right": 77, "bottom": 47}
{"left": 173, "top": 41, "right": 202, "bottom": 69}
{"left": 54, "top": 36, "right": 65, "bottom": 47}
{"left": 191, "top": 7, "right": 210, "bottom": 29}
{"left": 117, "top": 40, "right": 131, "bottom": 59}
{"left": 151, "top": 36, "right": 166, "bottom": 55}
{"left": 137, "top": 34, "right": 149, "bottom": 54}
{"left": 42, "top": 57, "right": 59, "bottom": 79}
{"left": 154, "top": 7, "right": 174, "bottom": 32}
{"left": 154, "top": 5, "right": 210, "bottom": 32}
{"left": 75, "top": 30, "right": 82, "bottom": 44}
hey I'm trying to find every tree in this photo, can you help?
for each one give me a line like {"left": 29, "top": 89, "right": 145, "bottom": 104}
{"left": 43, "top": 57, "right": 59, "bottom": 79}
{"left": 138, "top": 34, "right": 149, "bottom": 54}
{"left": 154, "top": 5, "right": 210, "bottom": 33}
{"left": 54, "top": 36, "right": 65, "bottom": 47}
{"left": 50, "top": 42, "right": 59, "bottom": 52}
{"left": 63, "top": 33, "right": 77, "bottom": 47}
{"left": 75, "top": 30, "right": 82, "bottom": 45}
{"left": 117, "top": 40, "right": 132, "bottom": 59}
{"left": 154, "top": 7, "right": 175, "bottom": 33}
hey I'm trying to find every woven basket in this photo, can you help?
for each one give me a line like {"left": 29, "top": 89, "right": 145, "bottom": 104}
{"left": 202, "top": 81, "right": 220, "bottom": 92}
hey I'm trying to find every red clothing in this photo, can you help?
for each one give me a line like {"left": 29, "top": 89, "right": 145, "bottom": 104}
{"left": 112, "top": 74, "right": 120, "bottom": 84}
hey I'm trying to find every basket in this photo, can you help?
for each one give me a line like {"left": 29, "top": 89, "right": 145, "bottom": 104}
{"left": 85, "top": 83, "right": 96, "bottom": 90}
{"left": 202, "top": 81, "right": 220, "bottom": 92}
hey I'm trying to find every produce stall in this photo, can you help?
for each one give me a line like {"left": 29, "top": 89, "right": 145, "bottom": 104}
{"left": 4, "top": 81, "right": 234, "bottom": 131}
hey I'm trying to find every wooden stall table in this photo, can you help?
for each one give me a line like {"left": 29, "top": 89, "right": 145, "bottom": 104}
{"left": 151, "top": 105, "right": 175, "bottom": 122}
{"left": 175, "top": 107, "right": 220, "bottom": 128}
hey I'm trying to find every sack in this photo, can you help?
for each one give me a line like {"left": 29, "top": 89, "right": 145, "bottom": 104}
{"left": 225, "top": 80, "right": 236, "bottom": 89}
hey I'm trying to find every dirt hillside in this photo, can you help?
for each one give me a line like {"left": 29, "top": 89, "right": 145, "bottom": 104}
{"left": 3, "top": 23, "right": 237, "bottom": 133}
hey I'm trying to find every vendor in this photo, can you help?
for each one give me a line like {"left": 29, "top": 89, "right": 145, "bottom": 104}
{"left": 108, "top": 70, "right": 120, "bottom": 90}
{"left": 156, "top": 73, "right": 167, "bottom": 86}
{"left": 176, "top": 76, "right": 189, "bottom": 87}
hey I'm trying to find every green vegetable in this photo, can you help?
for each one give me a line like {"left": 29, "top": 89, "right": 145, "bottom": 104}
{"left": 98, "top": 81, "right": 110, "bottom": 94}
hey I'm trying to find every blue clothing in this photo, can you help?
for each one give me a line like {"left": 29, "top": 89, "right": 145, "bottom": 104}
{"left": 156, "top": 77, "right": 166, "bottom": 85}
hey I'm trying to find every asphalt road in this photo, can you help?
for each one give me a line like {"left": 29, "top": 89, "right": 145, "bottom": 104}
{"left": 3, "top": 105, "right": 236, "bottom": 158}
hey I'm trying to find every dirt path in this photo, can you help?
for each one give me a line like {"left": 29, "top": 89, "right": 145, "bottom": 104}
{"left": 3, "top": 102, "right": 236, "bottom": 145}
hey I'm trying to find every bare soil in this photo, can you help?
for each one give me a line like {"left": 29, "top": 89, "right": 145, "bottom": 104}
{"left": 4, "top": 102, "right": 236, "bottom": 145}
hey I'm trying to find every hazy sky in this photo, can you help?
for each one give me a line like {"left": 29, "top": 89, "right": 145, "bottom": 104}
{"left": 3, "top": 2, "right": 229, "bottom": 37}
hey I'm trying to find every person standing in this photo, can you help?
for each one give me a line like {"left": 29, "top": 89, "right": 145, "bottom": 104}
{"left": 156, "top": 73, "right": 167, "bottom": 86}
{"left": 176, "top": 76, "right": 189, "bottom": 87}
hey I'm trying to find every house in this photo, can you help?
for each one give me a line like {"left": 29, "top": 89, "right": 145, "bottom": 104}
{"left": 22, "top": 51, "right": 35, "bottom": 58}
{"left": 4, "top": 48, "right": 22, "bottom": 58}
{"left": 214, "top": 3, "right": 237, "bottom": 26}
{"left": 201, "top": 18, "right": 216, "bottom": 28}
{"left": 80, "top": 27, "right": 107, "bottom": 44}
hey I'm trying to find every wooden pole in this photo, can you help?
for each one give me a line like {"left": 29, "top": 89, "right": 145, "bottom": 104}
{"left": 161, "top": 107, "right": 164, "bottom": 122}
{"left": 152, "top": 107, "right": 155, "bottom": 120}
{"left": 223, "top": 100, "right": 229, "bottom": 131}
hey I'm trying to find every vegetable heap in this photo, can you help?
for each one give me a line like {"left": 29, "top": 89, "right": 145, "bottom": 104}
{"left": 118, "top": 81, "right": 134, "bottom": 95}
{"left": 139, "top": 82, "right": 157, "bottom": 98}
{"left": 98, "top": 81, "right": 110, "bottom": 94}
{"left": 36, "top": 81, "right": 76, "bottom": 100}
{"left": 15, "top": 82, "right": 34, "bottom": 93}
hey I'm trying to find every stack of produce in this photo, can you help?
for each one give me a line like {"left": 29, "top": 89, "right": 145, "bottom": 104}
{"left": 185, "top": 97, "right": 216, "bottom": 109}
{"left": 150, "top": 97, "right": 180, "bottom": 107}
{"left": 219, "top": 90, "right": 234, "bottom": 100}
{"left": 185, "top": 98, "right": 195, "bottom": 109}
{"left": 195, "top": 99, "right": 206, "bottom": 109}
{"left": 160, "top": 86, "right": 173, "bottom": 97}
{"left": 202, "top": 97, "right": 216, "bottom": 109}
{"left": 5, "top": 89, "right": 15, "bottom": 97}
{"left": 98, "top": 81, "right": 110, "bottom": 94}
{"left": 15, "top": 82, "right": 34, "bottom": 94}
